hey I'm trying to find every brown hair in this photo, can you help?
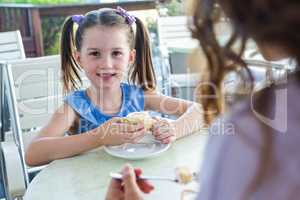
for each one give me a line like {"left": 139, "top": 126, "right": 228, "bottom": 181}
{"left": 191, "top": 0, "right": 300, "bottom": 198}
{"left": 60, "top": 8, "right": 156, "bottom": 94}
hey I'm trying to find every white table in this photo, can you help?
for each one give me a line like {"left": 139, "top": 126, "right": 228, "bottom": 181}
{"left": 24, "top": 132, "right": 208, "bottom": 200}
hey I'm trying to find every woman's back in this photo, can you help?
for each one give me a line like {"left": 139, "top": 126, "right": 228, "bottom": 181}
{"left": 197, "top": 74, "right": 300, "bottom": 200}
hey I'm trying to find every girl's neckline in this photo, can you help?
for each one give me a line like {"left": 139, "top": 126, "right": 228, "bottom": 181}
{"left": 83, "top": 84, "right": 125, "bottom": 117}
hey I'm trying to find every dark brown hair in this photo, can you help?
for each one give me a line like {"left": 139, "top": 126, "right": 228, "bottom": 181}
{"left": 60, "top": 8, "right": 156, "bottom": 94}
{"left": 191, "top": 0, "right": 300, "bottom": 198}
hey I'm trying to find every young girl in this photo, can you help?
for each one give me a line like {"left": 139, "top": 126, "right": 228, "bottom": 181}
{"left": 25, "top": 7, "right": 203, "bottom": 166}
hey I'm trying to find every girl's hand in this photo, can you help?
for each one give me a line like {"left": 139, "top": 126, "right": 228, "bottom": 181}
{"left": 93, "top": 117, "right": 146, "bottom": 146}
{"left": 105, "top": 164, "right": 154, "bottom": 200}
{"left": 152, "top": 117, "right": 176, "bottom": 144}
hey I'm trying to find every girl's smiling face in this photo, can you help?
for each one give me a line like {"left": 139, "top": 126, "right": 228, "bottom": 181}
{"left": 75, "top": 25, "right": 135, "bottom": 90}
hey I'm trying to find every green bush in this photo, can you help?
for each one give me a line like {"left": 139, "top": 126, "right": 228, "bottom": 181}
{"left": 164, "top": 0, "right": 184, "bottom": 16}
{"left": 42, "top": 16, "right": 65, "bottom": 55}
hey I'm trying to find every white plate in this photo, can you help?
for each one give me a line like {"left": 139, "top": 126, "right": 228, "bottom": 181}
{"left": 104, "top": 135, "right": 171, "bottom": 160}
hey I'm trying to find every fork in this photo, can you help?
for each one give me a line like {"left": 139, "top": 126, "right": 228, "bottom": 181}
{"left": 110, "top": 172, "right": 180, "bottom": 183}
{"left": 110, "top": 172, "right": 198, "bottom": 183}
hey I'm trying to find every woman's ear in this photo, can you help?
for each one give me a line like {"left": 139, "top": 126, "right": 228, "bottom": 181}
{"left": 129, "top": 49, "right": 136, "bottom": 65}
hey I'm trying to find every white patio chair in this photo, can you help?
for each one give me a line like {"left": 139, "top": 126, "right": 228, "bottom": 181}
{"left": 157, "top": 16, "right": 200, "bottom": 100}
{"left": 1, "top": 61, "right": 27, "bottom": 200}
{"left": 0, "top": 30, "right": 27, "bottom": 200}
{"left": 0, "top": 30, "right": 26, "bottom": 61}
{"left": 0, "top": 55, "right": 89, "bottom": 199}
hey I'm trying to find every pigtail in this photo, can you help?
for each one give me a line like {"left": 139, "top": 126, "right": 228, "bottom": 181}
{"left": 129, "top": 17, "right": 156, "bottom": 91}
{"left": 60, "top": 17, "right": 82, "bottom": 95}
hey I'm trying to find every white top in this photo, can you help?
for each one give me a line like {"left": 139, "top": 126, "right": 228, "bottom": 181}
{"left": 197, "top": 74, "right": 300, "bottom": 200}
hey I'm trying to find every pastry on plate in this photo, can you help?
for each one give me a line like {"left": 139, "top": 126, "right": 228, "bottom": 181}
{"left": 121, "top": 111, "right": 155, "bottom": 130}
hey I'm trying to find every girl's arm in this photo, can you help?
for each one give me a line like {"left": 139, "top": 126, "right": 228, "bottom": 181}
{"left": 25, "top": 103, "right": 102, "bottom": 166}
{"left": 144, "top": 90, "right": 204, "bottom": 140}
{"left": 25, "top": 103, "right": 146, "bottom": 166}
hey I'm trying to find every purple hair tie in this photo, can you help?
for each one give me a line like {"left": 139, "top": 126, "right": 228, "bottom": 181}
{"left": 72, "top": 15, "right": 84, "bottom": 25}
{"left": 116, "top": 6, "right": 136, "bottom": 25}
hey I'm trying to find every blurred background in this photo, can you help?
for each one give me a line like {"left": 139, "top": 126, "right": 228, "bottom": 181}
{"left": 0, "top": 0, "right": 185, "bottom": 56}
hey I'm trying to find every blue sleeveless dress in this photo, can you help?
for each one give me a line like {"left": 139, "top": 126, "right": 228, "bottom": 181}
{"left": 64, "top": 83, "right": 144, "bottom": 134}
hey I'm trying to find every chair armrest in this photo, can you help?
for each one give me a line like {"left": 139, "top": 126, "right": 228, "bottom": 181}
{"left": 0, "top": 141, "right": 26, "bottom": 199}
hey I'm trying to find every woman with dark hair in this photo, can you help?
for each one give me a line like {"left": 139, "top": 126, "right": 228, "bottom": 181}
{"left": 105, "top": 0, "right": 300, "bottom": 199}
{"left": 190, "top": 0, "right": 300, "bottom": 199}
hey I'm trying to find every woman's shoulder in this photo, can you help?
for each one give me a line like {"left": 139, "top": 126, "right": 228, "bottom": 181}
{"left": 209, "top": 100, "right": 254, "bottom": 136}
{"left": 198, "top": 107, "right": 260, "bottom": 199}
{"left": 199, "top": 98, "right": 272, "bottom": 200}
{"left": 210, "top": 72, "right": 300, "bottom": 146}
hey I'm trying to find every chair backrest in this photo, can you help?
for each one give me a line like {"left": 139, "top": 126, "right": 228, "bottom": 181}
{"left": 5, "top": 55, "right": 89, "bottom": 171}
{"left": 157, "top": 16, "right": 258, "bottom": 75}
{"left": 157, "top": 16, "right": 198, "bottom": 50}
{"left": 0, "top": 30, "right": 26, "bottom": 61}
{"left": 9, "top": 55, "right": 62, "bottom": 134}
{"left": 157, "top": 16, "right": 232, "bottom": 49}
{"left": 7, "top": 55, "right": 89, "bottom": 136}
